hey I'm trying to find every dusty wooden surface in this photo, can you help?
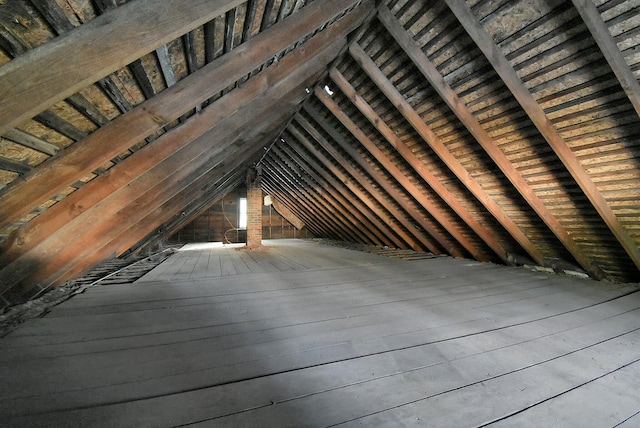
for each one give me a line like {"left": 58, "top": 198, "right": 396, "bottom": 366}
{"left": 1, "top": 239, "right": 638, "bottom": 426}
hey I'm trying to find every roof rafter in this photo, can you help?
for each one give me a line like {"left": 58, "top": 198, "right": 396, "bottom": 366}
{"left": 0, "top": 0, "right": 372, "bottom": 231}
{"left": 443, "top": 0, "right": 640, "bottom": 275}
{"left": 348, "top": 42, "right": 542, "bottom": 266}
{"left": 326, "top": 68, "right": 496, "bottom": 262}
{"left": 297, "top": 111, "right": 444, "bottom": 255}
{"left": 379, "top": 5, "right": 603, "bottom": 278}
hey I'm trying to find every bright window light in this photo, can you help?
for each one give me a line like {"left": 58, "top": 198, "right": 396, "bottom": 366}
{"left": 324, "top": 84, "right": 334, "bottom": 96}
{"left": 238, "top": 198, "right": 247, "bottom": 229}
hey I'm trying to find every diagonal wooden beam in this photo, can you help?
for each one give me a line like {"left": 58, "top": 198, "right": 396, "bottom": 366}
{"left": 299, "top": 106, "right": 445, "bottom": 256}
{"left": 262, "top": 156, "right": 355, "bottom": 242}
{"left": 348, "top": 42, "right": 539, "bottom": 265}
{"left": 0, "top": 0, "right": 373, "bottom": 231}
{"left": 443, "top": 0, "right": 640, "bottom": 275}
{"left": 293, "top": 116, "right": 429, "bottom": 253}
{"left": 379, "top": 5, "right": 605, "bottom": 278}
{"left": 0, "top": 29, "right": 345, "bottom": 269}
{"left": 0, "top": 0, "right": 244, "bottom": 134}
{"left": 287, "top": 124, "right": 411, "bottom": 250}
{"left": 325, "top": 70, "right": 494, "bottom": 262}
{"left": 0, "top": 67, "right": 322, "bottom": 295}
{"left": 7, "top": 88, "right": 305, "bottom": 294}
{"left": 571, "top": 0, "right": 640, "bottom": 120}
{"left": 267, "top": 147, "right": 370, "bottom": 243}
{"left": 277, "top": 140, "right": 387, "bottom": 246}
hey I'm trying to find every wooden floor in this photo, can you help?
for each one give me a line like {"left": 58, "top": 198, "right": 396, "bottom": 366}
{"left": 1, "top": 239, "right": 639, "bottom": 427}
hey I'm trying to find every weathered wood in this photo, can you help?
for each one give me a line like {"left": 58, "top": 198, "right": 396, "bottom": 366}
{"left": 264, "top": 152, "right": 361, "bottom": 243}
{"left": 275, "top": 141, "right": 387, "bottom": 246}
{"left": 8, "top": 78, "right": 312, "bottom": 293}
{"left": 2, "top": 129, "right": 59, "bottom": 156}
{"left": 379, "top": 5, "right": 604, "bottom": 278}
{"left": 0, "top": 0, "right": 246, "bottom": 135}
{"left": 155, "top": 44, "right": 177, "bottom": 88}
{"left": 322, "top": 72, "right": 489, "bottom": 261}
{"left": 34, "top": 110, "right": 87, "bottom": 142}
{"left": 296, "top": 111, "right": 445, "bottom": 255}
{"left": 66, "top": 93, "right": 111, "bottom": 126}
{"left": 262, "top": 158, "right": 353, "bottom": 242}
{"left": 128, "top": 60, "right": 157, "bottom": 99}
{"left": 348, "top": 42, "right": 542, "bottom": 266}
{"left": 288, "top": 123, "right": 412, "bottom": 251}
{"left": 0, "top": 0, "right": 372, "bottom": 231}
{"left": 571, "top": 0, "right": 640, "bottom": 120}
{"left": 0, "top": 36, "right": 341, "bottom": 292}
{"left": 0, "top": 29, "right": 345, "bottom": 272}
{"left": 0, "top": 157, "right": 32, "bottom": 175}
{"left": 30, "top": 0, "right": 75, "bottom": 35}
{"left": 443, "top": 0, "right": 640, "bottom": 276}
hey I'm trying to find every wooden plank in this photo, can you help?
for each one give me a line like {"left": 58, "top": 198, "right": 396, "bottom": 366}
{"left": 378, "top": 5, "right": 605, "bottom": 279}
{"left": 1, "top": 242, "right": 637, "bottom": 423}
{"left": 0, "top": 0, "right": 245, "bottom": 135}
{"left": 268, "top": 146, "right": 373, "bottom": 244}
{"left": 571, "top": 0, "right": 640, "bottom": 120}
{"left": 287, "top": 124, "right": 411, "bottom": 250}
{"left": 2, "top": 128, "right": 59, "bottom": 156}
{"left": 348, "top": 42, "right": 542, "bottom": 265}
{"left": 0, "top": 25, "right": 348, "bottom": 271}
{"left": 0, "top": 70, "right": 323, "bottom": 295}
{"left": 0, "top": 0, "right": 373, "bottom": 231}
{"left": 442, "top": 0, "right": 640, "bottom": 276}
{"left": 315, "top": 78, "right": 483, "bottom": 260}
{"left": 262, "top": 157, "right": 358, "bottom": 243}
{"left": 0, "top": 157, "right": 32, "bottom": 175}
{"left": 280, "top": 135, "right": 386, "bottom": 246}
{"left": 296, "top": 111, "right": 445, "bottom": 255}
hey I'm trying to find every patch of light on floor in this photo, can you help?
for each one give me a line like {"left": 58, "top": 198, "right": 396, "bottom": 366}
{"left": 178, "top": 242, "right": 246, "bottom": 251}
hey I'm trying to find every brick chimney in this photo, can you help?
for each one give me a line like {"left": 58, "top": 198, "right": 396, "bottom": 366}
{"left": 246, "top": 166, "right": 263, "bottom": 249}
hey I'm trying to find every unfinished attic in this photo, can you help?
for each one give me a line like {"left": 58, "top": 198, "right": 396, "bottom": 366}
{"left": 1, "top": 0, "right": 640, "bottom": 425}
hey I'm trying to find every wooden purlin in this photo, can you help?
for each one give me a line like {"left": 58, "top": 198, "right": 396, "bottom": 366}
{"left": 442, "top": 0, "right": 640, "bottom": 276}
{"left": 274, "top": 139, "right": 387, "bottom": 246}
{"left": 266, "top": 147, "right": 369, "bottom": 243}
{"left": 0, "top": 0, "right": 373, "bottom": 231}
{"left": 378, "top": 5, "right": 605, "bottom": 279}
{"left": 287, "top": 124, "right": 411, "bottom": 250}
{"left": 347, "top": 42, "right": 543, "bottom": 266}
{"left": 0, "top": 30, "right": 347, "bottom": 271}
{"left": 296, "top": 112, "right": 444, "bottom": 255}
{"left": 322, "top": 71, "right": 497, "bottom": 262}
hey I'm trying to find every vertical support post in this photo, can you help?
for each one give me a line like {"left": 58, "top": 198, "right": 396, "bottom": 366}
{"left": 246, "top": 167, "right": 263, "bottom": 249}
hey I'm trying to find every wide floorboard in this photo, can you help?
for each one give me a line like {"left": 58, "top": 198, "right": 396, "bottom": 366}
{"left": 1, "top": 239, "right": 639, "bottom": 427}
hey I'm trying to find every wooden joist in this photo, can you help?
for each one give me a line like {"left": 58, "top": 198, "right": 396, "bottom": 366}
{"left": 0, "top": 0, "right": 372, "bottom": 232}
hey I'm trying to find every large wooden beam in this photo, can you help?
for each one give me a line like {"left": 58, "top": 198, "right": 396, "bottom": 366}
{"left": 0, "top": 0, "right": 244, "bottom": 134}
{"left": 379, "top": 5, "right": 605, "bottom": 278}
{"left": 324, "top": 71, "right": 492, "bottom": 261}
{"left": 348, "top": 42, "right": 542, "bottom": 265}
{"left": 287, "top": 124, "right": 411, "bottom": 250}
{"left": 0, "top": 30, "right": 345, "bottom": 269}
{"left": 297, "top": 109, "right": 445, "bottom": 256}
{"left": 571, "top": 0, "right": 640, "bottom": 120}
{"left": 443, "top": 0, "right": 640, "bottom": 275}
{"left": 0, "top": 70, "right": 320, "bottom": 295}
{"left": 276, "top": 140, "right": 387, "bottom": 246}
{"left": 0, "top": 0, "right": 373, "bottom": 231}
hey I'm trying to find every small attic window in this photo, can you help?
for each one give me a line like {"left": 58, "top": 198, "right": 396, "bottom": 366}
{"left": 238, "top": 197, "right": 247, "bottom": 230}
{"left": 323, "top": 84, "right": 334, "bottom": 96}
